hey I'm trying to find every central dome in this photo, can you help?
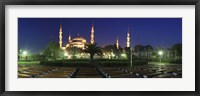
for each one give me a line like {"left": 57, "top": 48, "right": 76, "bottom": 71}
{"left": 72, "top": 36, "right": 86, "bottom": 41}
{"left": 66, "top": 35, "right": 87, "bottom": 48}
{"left": 72, "top": 36, "right": 86, "bottom": 43}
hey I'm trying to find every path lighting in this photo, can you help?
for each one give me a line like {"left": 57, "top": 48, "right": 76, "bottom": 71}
{"left": 158, "top": 51, "right": 163, "bottom": 62}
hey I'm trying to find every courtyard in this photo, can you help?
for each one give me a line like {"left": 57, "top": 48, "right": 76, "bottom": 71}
{"left": 18, "top": 63, "right": 182, "bottom": 78}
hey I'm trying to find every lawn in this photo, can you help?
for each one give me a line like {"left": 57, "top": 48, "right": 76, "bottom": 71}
{"left": 18, "top": 61, "right": 40, "bottom": 65}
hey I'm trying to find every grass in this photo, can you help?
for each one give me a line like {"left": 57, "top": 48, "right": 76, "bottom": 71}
{"left": 18, "top": 61, "right": 40, "bottom": 65}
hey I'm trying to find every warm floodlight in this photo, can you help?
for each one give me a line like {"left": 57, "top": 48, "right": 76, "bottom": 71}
{"left": 64, "top": 52, "right": 68, "bottom": 56}
{"left": 112, "top": 54, "right": 115, "bottom": 57}
{"left": 121, "top": 53, "right": 125, "bottom": 57}
{"left": 111, "top": 52, "right": 115, "bottom": 57}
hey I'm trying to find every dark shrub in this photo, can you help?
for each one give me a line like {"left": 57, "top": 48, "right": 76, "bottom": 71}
{"left": 40, "top": 58, "right": 148, "bottom": 67}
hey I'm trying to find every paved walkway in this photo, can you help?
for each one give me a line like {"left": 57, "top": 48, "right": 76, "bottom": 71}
{"left": 18, "top": 64, "right": 182, "bottom": 78}
{"left": 148, "top": 62, "right": 181, "bottom": 65}
{"left": 74, "top": 68, "right": 103, "bottom": 78}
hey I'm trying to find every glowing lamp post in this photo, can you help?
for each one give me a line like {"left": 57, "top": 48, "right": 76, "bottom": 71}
{"left": 130, "top": 47, "right": 132, "bottom": 67}
{"left": 22, "top": 51, "right": 27, "bottom": 60}
{"left": 23, "top": 51, "right": 27, "bottom": 55}
{"left": 158, "top": 51, "right": 163, "bottom": 62}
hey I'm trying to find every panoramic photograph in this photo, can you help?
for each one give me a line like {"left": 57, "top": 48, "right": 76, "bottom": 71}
{"left": 18, "top": 18, "right": 182, "bottom": 78}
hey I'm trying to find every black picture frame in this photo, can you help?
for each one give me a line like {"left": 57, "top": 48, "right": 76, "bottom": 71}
{"left": 0, "top": 0, "right": 199, "bottom": 96}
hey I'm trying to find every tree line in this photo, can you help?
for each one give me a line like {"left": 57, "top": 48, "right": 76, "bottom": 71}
{"left": 25, "top": 40, "right": 182, "bottom": 63}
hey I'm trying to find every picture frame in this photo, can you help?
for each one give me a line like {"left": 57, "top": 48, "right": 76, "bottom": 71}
{"left": 0, "top": 0, "right": 199, "bottom": 96}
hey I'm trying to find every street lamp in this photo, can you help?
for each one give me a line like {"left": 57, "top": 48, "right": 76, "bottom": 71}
{"left": 22, "top": 51, "right": 27, "bottom": 61}
{"left": 158, "top": 51, "right": 163, "bottom": 62}
{"left": 130, "top": 47, "right": 132, "bottom": 67}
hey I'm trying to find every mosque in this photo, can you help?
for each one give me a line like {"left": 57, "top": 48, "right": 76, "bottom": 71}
{"left": 58, "top": 23, "right": 131, "bottom": 50}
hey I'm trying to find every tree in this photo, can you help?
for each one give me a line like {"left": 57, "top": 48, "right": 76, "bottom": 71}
{"left": 102, "top": 45, "right": 116, "bottom": 53}
{"left": 43, "top": 40, "right": 63, "bottom": 60}
{"left": 82, "top": 43, "right": 103, "bottom": 63}
{"left": 66, "top": 47, "right": 81, "bottom": 59}
{"left": 145, "top": 45, "right": 153, "bottom": 51}
{"left": 31, "top": 53, "right": 44, "bottom": 61}
{"left": 171, "top": 43, "right": 182, "bottom": 58}
{"left": 134, "top": 45, "right": 144, "bottom": 52}
{"left": 102, "top": 44, "right": 123, "bottom": 59}
{"left": 124, "top": 47, "right": 131, "bottom": 60}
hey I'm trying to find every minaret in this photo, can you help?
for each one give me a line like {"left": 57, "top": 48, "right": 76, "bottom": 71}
{"left": 90, "top": 22, "right": 94, "bottom": 44}
{"left": 126, "top": 27, "right": 130, "bottom": 47}
{"left": 59, "top": 24, "right": 63, "bottom": 48}
{"left": 68, "top": 33, "right": 71, "bottom": 43}
{"left": 116, "top": 37, "right": 119, "bottom": 49}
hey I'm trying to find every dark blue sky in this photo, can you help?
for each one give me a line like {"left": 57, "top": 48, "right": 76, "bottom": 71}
{"left": 18, "top": 18, "right": 182, "bottom": 54}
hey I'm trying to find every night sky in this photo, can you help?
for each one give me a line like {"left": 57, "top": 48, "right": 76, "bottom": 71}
{"left": 18, "top": 18, "right": 182, "bottom": 54}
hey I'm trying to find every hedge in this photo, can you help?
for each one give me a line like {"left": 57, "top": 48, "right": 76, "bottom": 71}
{"left": 40, "top": 59, "right": 148, "bottom": 67}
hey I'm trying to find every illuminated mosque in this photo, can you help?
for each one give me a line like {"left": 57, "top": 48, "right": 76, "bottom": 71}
{"left": 58, "top": 23, "right": 95, "bottom": 50}
{"left": 58, "top": 23, "right": 131, "bottom": 50}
